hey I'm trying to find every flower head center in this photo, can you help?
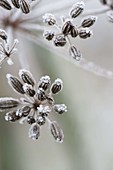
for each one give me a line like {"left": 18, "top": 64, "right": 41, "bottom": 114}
{"left": 2, "top": 14, "right": 21, "bottom": 30}
{"left": 33, "top": 100, "right": 40, "bottom": 110}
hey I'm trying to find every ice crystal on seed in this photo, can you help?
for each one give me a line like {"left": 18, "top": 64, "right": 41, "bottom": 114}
{"left": 0, "top": 0, "right": 112, "bottom": 80}
{"left": 0, "top": 0, "right": 111, "bottom": 79}
{"left": 0, "top": 69, "right": 67, "bottom": 143}
{"left": 43, "top": 1, "right": 97, "bottom": 61}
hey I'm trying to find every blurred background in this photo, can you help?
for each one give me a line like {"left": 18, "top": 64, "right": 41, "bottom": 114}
{"left": 0, "top": 0, "right": 113, "bottom": 170}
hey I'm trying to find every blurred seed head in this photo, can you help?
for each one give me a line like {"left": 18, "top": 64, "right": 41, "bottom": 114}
{"left": 100, "top": 0, "right": 107, "bottom": 4}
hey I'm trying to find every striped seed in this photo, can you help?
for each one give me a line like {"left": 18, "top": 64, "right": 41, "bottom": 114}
{"left": 20, "top": 0, "right": 30, "bottom": 14}
{"left": 0, "top": 0, "right": 12, "bottom": 10}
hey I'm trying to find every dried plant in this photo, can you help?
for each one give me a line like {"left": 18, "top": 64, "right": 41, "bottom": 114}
{"left": 0, "top": 0, "right": 112, "bottom": 78}
{"left": 0, "top": 0, "right": 113, "bottom": 144}
{"left": 0, "top": 69, "right": 67, "bottom": 142}
{"left": 0, "top": 1, "right": 113, "bottom": 170}
{"left": 43, "top": 2, "right": 97, "bottom": 61}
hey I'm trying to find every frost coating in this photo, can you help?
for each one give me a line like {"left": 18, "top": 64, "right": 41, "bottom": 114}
{"left": 42, "top": 1, "right": 96, "bottom": 61}
{"left": 1, "top": 70, "right": 67, "bottom": 142}
{"left": 0, "top": 97, "right": 20, "bottom": 111}
{"left": 50, "top": 121, "right": 64, "bottom": 143}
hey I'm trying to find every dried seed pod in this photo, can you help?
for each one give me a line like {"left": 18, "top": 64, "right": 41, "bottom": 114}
{"left": 27, "top": 116, "right": 35, "bottom": 124}
{"left": 54, "top": 35, "right": 67, "bottom": 47}
{"left": 0, "top": 0, "right": 12, "bottom": 10}
{"left": 43, "top": 13, "right": 56, "bottom": 25}
{"left": 20, "top": 0, "right": 30, "bottom": 14}
{"left": 70, "top": 1, "right": 85, "bottom": 18}
{"left": 38, "top": 75, "right": 51, "bottom": 91}
{"left": 62, "top": 21, "right": 74, "bottom": 35}
{"left": 37, "top": 115, "right": 46, "bottom": 126}
{"left": 81, "top": 16, "right": 97, "bottom": 28}
{"left": 16, "top": 105, "right": 31, "bottom": 117}
{"left": 23, "top": 83, "right": 35, "bottom": 97}
{"left": 51, "top": 78, "right": 63, "bottom": 94}
{"left": 0, "top": 29, "right": 8, "bottom": 41}
{"left": 11, "top": 0, "right": 20, "bottom": 8}
{"left": 50, "top": 121, "right": 64, "bottom": 143}
{"left": 37, "top": 88, "right": 46, "bottom": 101}
{"left": 6, "top": 74, "right": 25, "bottom": 94}
{"left": 5, "top": 111, "right": 20, "bottom": 122}
{"left": 19, "top": 69, "right": 35, "bottom": 87}
{"left": 43, "top": 30, "right": 54, "bottom": 41}
{"left": 69, "top": 45, "right": 81, "bottom": 61}
{"left": 53, "top": 104, "right": 67, "bottom": 114}
{"left": 0, "top": 97, "right": 20, "bottom": 111}
{"left": 79, "top": 28, "right": 93, "bottom": 39}
{"left": 28, "top": 123, "right": 40, "bottom": 140}
{"left": 70, "top": 26, "right": 78, "bottom": 38}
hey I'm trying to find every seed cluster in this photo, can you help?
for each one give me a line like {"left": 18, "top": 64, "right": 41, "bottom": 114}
{"left": 43, "top": 1, "right": 97, "bottom": 61}
{"left": 0, "top": 29, "right": 18, "bottom": 67}
{"left": 0, "top": 0, "right": 37, "bottom": 14}
{"left": 0, "top": 69, "right": 67, "bottom": 142}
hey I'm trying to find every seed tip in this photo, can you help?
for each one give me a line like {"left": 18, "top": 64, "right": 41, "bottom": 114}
{"left": 6, "top": 73, "right": 12, "bottom": 79}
